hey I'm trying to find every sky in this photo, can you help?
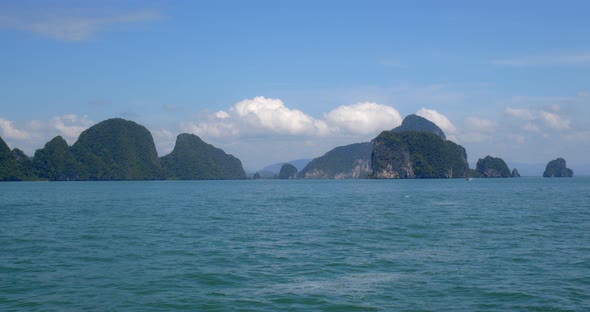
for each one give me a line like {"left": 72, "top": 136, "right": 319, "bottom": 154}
{"left": 1, "top": 0, "right": 589, "bottom": 173}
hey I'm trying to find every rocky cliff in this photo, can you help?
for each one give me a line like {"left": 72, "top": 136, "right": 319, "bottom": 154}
{"left": 470, "top": 155, "right": 512, "bottom": 178}
{"left": 543, "top": 158, "right": 573, "bottom": 177}
{"left": 371, "top": 131, "right": 468, "bottom": 178}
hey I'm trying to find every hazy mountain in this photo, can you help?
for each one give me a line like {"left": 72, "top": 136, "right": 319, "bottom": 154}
{"left": 257, "top": 159, "right": 312, "bottom": 177}
{"left": 299, "top": 143, "right": 372, "bottom": 179}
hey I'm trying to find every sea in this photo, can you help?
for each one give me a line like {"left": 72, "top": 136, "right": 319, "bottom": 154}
{"left": 1, "top": 178, "right": 589, "bottom": 311}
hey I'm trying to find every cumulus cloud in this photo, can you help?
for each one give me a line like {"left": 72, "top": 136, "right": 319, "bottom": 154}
{"left": 50, "top": 114, "right": 94, "bottom": 142}
{"left": 325, "top": 102, "right": 402, "bottom": 134}
{"left": 182, "top": 96, "right": 404, "bottom": 141}
{"left": 230, "top": 97, "right": 329, "bottom": 136}
{"left": 0, "top": 9, "right": 164, "bottom": 42}
{"left": 181, "top": 120, "right": 240, "bottom": 138}
{"left": 215, "top": 111, "right": 230, "bottom": 119}
{"left": 416, "top": 108, "right": 457, "bottom": 134}
{"left": 0, "top": 118, "right": 31, "bottom": 140}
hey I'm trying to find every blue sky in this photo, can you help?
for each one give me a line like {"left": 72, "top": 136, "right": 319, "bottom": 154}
{"left": 1, "top": 0, "right": 589, "bottom": 173}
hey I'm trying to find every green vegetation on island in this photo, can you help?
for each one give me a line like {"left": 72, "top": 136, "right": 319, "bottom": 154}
{"left": 372, "top": 130, "right": 468, "bottom": 178}
{"left": 1, "top": 118, "right": 247, "bottom": 181}
{"left": 392, "top": 114, "right": 446, "bottom": 139}
{"left": 71, "top": 118, "right": 164, "bottom": 180}
{"left": 468, "top": 155, "right": 513, "bottom": 178}
{"left": 299, "top": 142, "right": 372, "bottom": 179}
{"left": 0, "top": 136, "right": 36, "bottom": 181}
{"left": 278, "top": 163, "right": 298, "bottom": 179}
{"left": 543, "top": 158, "right": 573, "bottom": 178}
{"left": 0, "top": 115, "right": 577, "bottom": 182}
{"left": 161, "top": 133, "right": 246, "bottom": 180}
{"left": 33, "top": 136, "right": 81, "bottom": 181}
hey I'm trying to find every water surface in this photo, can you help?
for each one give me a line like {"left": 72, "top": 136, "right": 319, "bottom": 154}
{"left": 2, "top": 178, "right": 589, "bottom": 311}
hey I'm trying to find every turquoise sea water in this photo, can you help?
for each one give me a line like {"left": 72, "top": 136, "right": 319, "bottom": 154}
{"left": 1, "top": 178, "right": 590, "bottom": 311}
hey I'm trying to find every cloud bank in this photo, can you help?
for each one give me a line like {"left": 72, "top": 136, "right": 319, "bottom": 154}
{"left": 181, "top": 96, "right": 403, "bottom": 139}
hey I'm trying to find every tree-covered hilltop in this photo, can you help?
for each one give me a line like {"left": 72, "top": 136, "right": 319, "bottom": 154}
{"left": 468, "top": 155, "right": 513, "bottom": 178}
{"left": 299, "top": 142, "right": 373, "bottom": 179}
{"left": 392, "top": 114, "right": 446, "bottom": 140}
{"left": 0, "top": 136, "right": 36, "bottom": 181}
{"left": 32, "top": 136, "right": 81, "bottom": 181}
{"left": 543, "top": 158, "right": 573, "bottom": 177}
{"left": 71, "top": 118, "right": 164, "bottom": 180}
{"left": 371, "top": 131, "right": 468, "bottom": 178}
{"left": 278, "top": 163, "right": 298, "bottom": 179}
{"left": 161, "top": 133, "right": 246, "bottom": 180}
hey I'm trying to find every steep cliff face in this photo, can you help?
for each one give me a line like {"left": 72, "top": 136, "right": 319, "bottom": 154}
{"left": 371, "top": 135, "right": 413, "bottom": 178}
{"left": 299, "top": 142, "right": 373, "bottom": 179}
{"left": 543, "top": 158, "right": 573, "bottom": 177}
{"left": 512, "top": 168, "right": 521, "bottom": 178}
{"left": 278, "top": 163, "right": 298, "bottom": 179}
{"left": 371, "top": 131, "right": 468, "bottom": 179}
{"left": 161, "top": 133, "right": 246, "bottom": 180}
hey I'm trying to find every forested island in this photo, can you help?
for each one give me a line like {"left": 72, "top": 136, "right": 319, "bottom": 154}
{"left": 1, "top": 118, "right": 245, "bottom": 181}
{"left": 0, "top": 116, "right": 573, "bottom": 181}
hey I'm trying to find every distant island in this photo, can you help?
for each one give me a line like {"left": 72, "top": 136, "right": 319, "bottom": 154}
{"left": 543, "top": 158, "right": 574, "bottom": 178}
{"left": 0, "top": 116, "right": 575, "bottom": 181}
{"left": 467, "top": 155, "right": 517, "bottom": 178}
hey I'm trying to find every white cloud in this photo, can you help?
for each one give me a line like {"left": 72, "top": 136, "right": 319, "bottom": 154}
{"left": 505, "top": 107, "right": 535, "bottom": 120}
{"left": 325, "top": 102, "right": 402, "bottom": 134}
{"left": 0, "top": 118, "right": 30, "bottom": 140}
{"left": 466, "top": 117, "right": 497, "bottom": 132}
{"left": 215, "top": 111, "right": 230, "bottom": 119}
{"left": 539, "top": 111, "right": 571, "bottom": 130}
{"left": 0, "top": 9, "right": 163, "bottom": 42}
{"left": 578, "top": 91, "right": 589, "bottom": 97}
{"left": 416, "top": 108, "right": 457, "bottom": 134}
{"left": 230, "top": 96, "right": 330, "bottom": 136}
{"left": 181, "top": 120, "right": 240, "bottom": 138}
{"left": 50, "top": 114, "right": 94, "bottom": 142}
